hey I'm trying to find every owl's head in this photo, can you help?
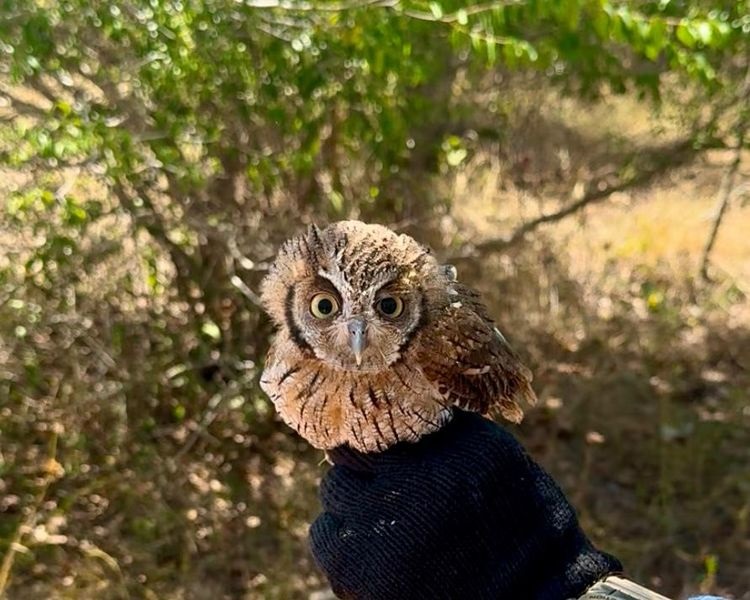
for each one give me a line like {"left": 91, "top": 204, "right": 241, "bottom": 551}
{"left": 261, "top": 221, "right": 448, "bottom": 372}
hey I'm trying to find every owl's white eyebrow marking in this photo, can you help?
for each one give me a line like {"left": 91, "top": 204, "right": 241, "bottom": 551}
{"left": 369, "top": 272, "right": 401, "bottom": 295}
{"left": 318, "top": 266, "right": 352, "bottom": 297}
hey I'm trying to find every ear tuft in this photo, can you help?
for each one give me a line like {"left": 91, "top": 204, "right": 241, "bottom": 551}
{"left": 307, "top": 223, "right": 323, "bottom": 247}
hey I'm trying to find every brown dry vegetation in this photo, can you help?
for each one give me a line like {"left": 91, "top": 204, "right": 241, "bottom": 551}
{"left": 1, "top": 88, "right": 749, "bottom": 600}
{"left": 444, "top": 94, "right": 750, "bottom": 600}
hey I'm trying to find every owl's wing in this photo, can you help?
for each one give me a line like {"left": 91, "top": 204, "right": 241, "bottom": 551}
{"left": 415, "top": 284, "right": 537, "bottom": 423}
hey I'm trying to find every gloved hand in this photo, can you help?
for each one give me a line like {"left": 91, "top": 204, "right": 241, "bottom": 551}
{"left": 310, "top": 409, "right": 622, "bottom": 600}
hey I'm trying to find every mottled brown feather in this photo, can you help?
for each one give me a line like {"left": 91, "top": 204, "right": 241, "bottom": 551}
{"left": 260, "top": 221, "right": 535, "bottom": 452}
{"left": 415, "top": 283, "right": 536, "bottom": 423}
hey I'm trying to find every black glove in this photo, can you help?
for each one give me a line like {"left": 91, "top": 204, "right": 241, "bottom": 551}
{"left": 310, "top": 409, "right": 621, "bottom": 600}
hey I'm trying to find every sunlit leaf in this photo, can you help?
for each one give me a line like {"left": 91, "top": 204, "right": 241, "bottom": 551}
{"left": 201, "top": 320, "right": 221, "bottom": 340}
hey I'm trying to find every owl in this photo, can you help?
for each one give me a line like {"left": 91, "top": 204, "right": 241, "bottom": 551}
{"left": 260, "top": 220, "right": 536, "bottom": 453}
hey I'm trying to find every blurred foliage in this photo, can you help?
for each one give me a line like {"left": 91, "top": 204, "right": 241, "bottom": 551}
{"left": 1, "top": 0, "right": 749, "bottom": 598}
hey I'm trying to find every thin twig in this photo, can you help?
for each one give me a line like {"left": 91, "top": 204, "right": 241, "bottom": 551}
{"left": 172, "top": 374, "right": 254, "bottom": 462}
{"left": 230, "top": 275, "right": 263, "bottom": 307}
{"left": 698, "top": 62, "right": 750, "bottom": 281}
{"left": 698, "top": 144, "right": 744, "bottom": 282}
{"left": 0, "top": 432, "right": 62, "bottom": 596}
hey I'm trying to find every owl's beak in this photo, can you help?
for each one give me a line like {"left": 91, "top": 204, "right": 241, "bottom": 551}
{"left": 347, "top": 318, "right": 368, "bottom": 366}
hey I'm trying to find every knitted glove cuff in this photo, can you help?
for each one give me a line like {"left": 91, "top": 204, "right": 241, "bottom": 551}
{"left": 312, "top": 410, "right": 622, "bottom": 599}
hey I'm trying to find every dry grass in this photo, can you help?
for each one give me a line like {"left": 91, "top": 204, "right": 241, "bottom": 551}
{"left": 442, "top": 93, "right": 749, "bottom": 599}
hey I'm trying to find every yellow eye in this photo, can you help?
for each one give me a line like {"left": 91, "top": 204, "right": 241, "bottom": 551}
{"left": 376, "top": 295, "right": 404, "bottom": 318}
{"left": 310, "top": 292, "right": 340, "bottom": 319}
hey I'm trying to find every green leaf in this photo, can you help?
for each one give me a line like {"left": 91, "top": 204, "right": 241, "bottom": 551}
{"left": 486, "top": 39, "right": 496, "bottom": 64}
{"left": 201, "top": 320, "right": 221, "bottom": 340}
{"left": 649, "top": 17, "right": 667, "bottom": 47}
{"left": 64, "top": 198, "right": 88, "bottom": 226}
{"left": 40, "top": 190, "right": 55, "bottom": 207}
{"left": 329, "top": 190, "right": 344, "bottom": 213}
{"left": 712, "top": 21, "right": 731, "bottom": 45}
{"left": 470, "top": 31, "right": 483, "bottom": 52}
{"left": 446, "top": 148, "right": 467, "bottom": 166}
{"left": 56, "top": 100, "right": 72, "bottom": 116}
{"left": 518, "top": 40, "right": 539, "bottom": 62}
{"left": 676, "top": 23, "right": 695, "bottom": 48}
{"left": 694, "top": 21, "right": 713, "bottom": 46}
{"left": 617, "top": 8, "right": 634, "bottom": 32}
{"left": 592, "top": 10, "right": 609, "bottom": 38}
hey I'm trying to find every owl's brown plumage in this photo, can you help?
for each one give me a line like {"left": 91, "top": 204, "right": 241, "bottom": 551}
{"left": 260, "top": 221, "right": 536, "bottom": 452}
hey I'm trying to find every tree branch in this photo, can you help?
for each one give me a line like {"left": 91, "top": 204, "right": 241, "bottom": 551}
{"left": 448, "top": 138, "right": 701, "bottom": 260}
{"left": 698, "top": 62, "right": 750, "bottom": 282}
{"left": 698, "top": 140, "right": 746, "bottom": 282}
{"left": 698, "top": 149, "right": 743, "bottom": 282}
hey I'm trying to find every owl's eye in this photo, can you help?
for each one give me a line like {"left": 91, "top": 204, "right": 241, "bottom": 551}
{"left": 376, "top": 295, "right": 404, "bottom": 318}
{"left": 310, "top": 292, "right": 340, "bottom": 319}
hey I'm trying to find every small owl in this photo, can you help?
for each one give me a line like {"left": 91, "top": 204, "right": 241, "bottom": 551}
{"left": 260, "top": 221, "right": 536, "bottom": 452}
